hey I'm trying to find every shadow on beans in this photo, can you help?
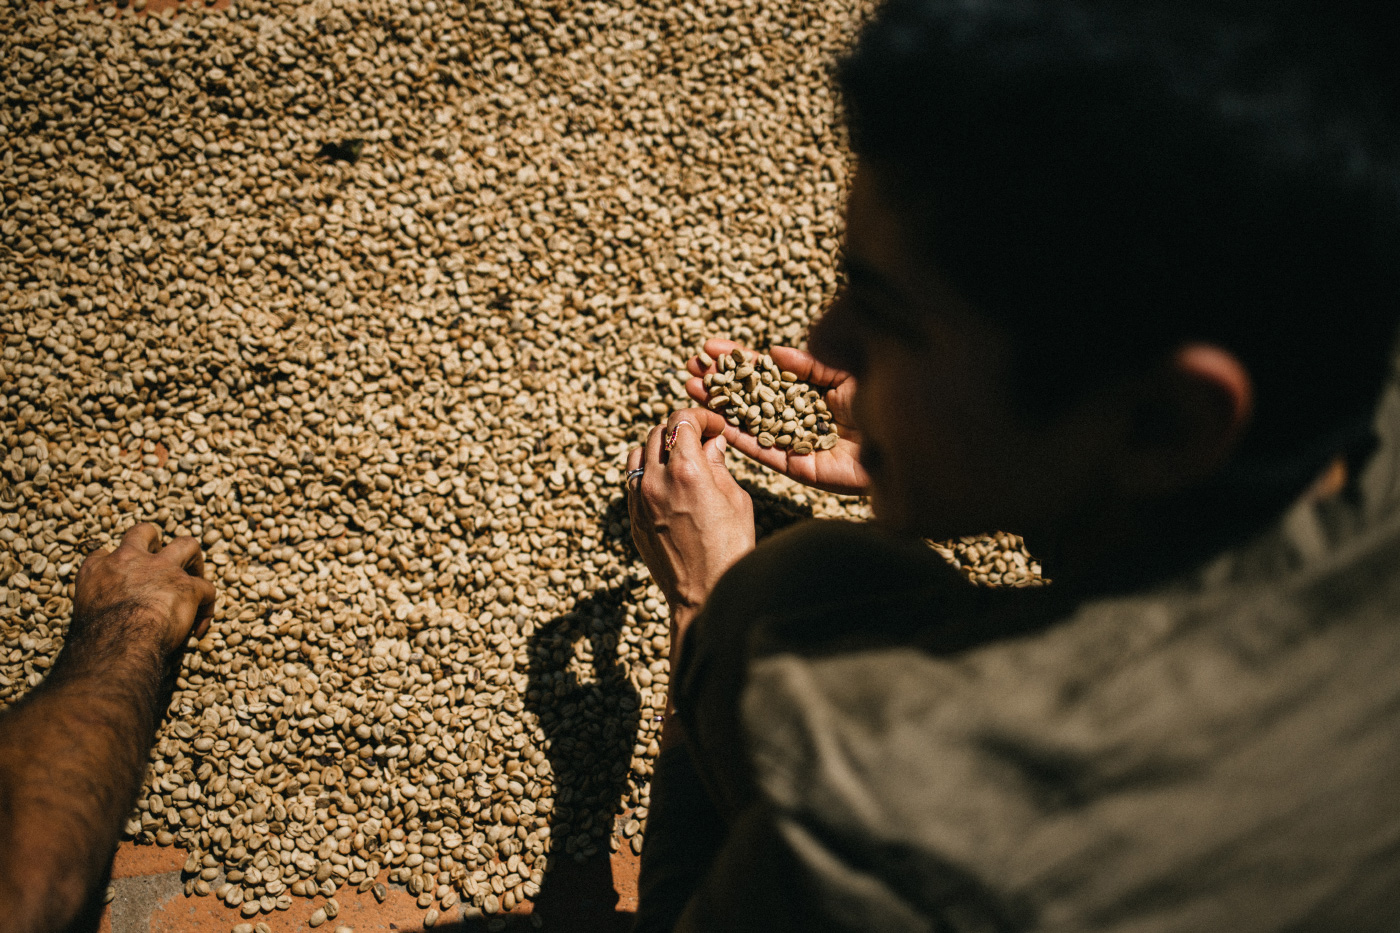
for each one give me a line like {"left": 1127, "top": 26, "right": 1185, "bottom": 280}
{"left": 517, "top": 586, "right": 641, "bottom": 930}
{"left": 433, "top": 483, "right": 821, "bottom": 933}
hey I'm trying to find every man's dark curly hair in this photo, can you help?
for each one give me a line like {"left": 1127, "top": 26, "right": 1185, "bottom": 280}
{"left": 837, "top": 0, "right": 1400, "bottom": 494}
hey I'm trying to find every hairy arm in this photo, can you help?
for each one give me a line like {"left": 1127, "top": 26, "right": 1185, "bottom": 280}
{"left": 0, "top": 611, "right": 170, "bottom": 931}
{"left": 0, "top": 526, "right": 215, "bottom": 933}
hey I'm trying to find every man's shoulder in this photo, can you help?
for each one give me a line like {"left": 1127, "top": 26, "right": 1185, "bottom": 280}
{"left": 730, "top": 511, "right": 1400, "bottom": 933}
{"left": 699, "top": 519, "right": 1060, "bottom": 663}
{"left": 700, "top": 519, "right": 967, "bottom": 647}
{"left": 718, "top": 519, "right": 953, "bottom": 593}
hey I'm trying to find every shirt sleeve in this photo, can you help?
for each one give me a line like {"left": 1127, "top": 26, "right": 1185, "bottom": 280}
{"left": 632, "top": 740, "right": 727, "bottom": 933}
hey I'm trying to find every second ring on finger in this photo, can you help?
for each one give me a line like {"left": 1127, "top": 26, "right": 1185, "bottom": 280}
{"left": 625, "top": 446, "right": 646, "bottom": 492}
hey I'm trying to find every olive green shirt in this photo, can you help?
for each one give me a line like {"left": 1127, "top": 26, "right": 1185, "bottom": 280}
{"left": 636, "top": 373, "right": 1400, "bottom": 931}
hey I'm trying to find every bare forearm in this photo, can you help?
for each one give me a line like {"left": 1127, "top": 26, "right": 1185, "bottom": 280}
{"left": 0, "top": 524, "right": 215, "bottom": 932}
{"left": 0, "top": 625, "right": 169, "bottom": 933}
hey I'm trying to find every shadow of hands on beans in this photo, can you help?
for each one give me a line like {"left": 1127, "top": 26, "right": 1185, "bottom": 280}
{"left": 439, "top": 486, "right": 816, "bottom": 933}
{"left": 519, "top": 585, "right": 642, "bottom": 929}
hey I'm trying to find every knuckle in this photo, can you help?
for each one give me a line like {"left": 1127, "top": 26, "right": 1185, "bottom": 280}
{"left": 668, "top": 458, "right": 703, "bottom": 483}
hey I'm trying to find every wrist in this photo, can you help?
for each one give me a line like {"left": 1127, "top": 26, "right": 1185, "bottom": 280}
{"left": 668, "top": 604, "right": 700, "bottom": 675}
{"left": 56, "top": 604, "right": 172, "bottom": 682}
{"left": 669, "top": 603, "right": 701, "bottom": 639}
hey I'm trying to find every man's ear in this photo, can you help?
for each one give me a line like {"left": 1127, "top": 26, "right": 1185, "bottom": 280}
{"left": 1117, "top": 343, "right": 1253, "bottom": 497}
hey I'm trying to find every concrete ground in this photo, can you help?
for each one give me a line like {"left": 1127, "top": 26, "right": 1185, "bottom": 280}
{"left": 99, "top": 839, "right": 639, "bottom": 932}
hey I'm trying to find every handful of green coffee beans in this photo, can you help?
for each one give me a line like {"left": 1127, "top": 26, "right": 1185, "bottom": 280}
{"left": 700, "top": 348, "right": 837, "bottom": 455}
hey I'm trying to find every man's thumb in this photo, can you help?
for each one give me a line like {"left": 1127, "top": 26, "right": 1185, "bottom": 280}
{"left": 703, "top": 433, "right": 727, "bottom": 466}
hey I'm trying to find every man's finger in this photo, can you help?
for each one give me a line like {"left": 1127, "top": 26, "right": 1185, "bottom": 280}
{"left": 723, "top": 427, "right": 792, "bottom": 474}
{"left": 170, "top": 577, "right": 217, "bottom": 645}
{"left": 685, "top": 375, "right": 709, "bottom": 404}
{"left": 192, "top": 577, "right": 218, "bottom": 629}
{"left": 75, "top": 547, "right": 111, "bottom": 588}
{"left": 690, "top": 337, "right": 749, "bottom": 376}
{"left": 625, "top": 446, "right": 644, "bottom": 496}
{"left": 79, "top": 547, "right": 111, "bottom": 566}
{"left": 120, "top": 523, "right": 161, "bottom": 554}
{"left": 663, "top": 416, "right": 704, "bottom": 460}
{"left": 160, "top": 536, "right": 205, "bottom": 577}
{"left": 667, "top": 407, "right": 729, "bottom": 440}
{"left": 702, "top": 431, "right": 729, "bottom": 467}
{"left": 702, "top": 337, "right": 746, "bottom": 360}
{"left": 645, "top": 423, "right": 666, "bottom": 469}
{"left": 769, "top": 346, "right": 852, "bottom": 389}
{"left": 626, "top": 453, "right": 644, "bottom": 528}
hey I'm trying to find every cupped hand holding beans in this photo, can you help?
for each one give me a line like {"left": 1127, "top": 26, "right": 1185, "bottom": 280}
{"left": 685, "top": 337, "right": 869, "bottom": 496}
{"left": 627, "top": 408, "right": 755, "bottom": 626}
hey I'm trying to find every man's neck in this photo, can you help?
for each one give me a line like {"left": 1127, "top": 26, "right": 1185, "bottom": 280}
{"left": 1028, "top": 459, "right": 1346, "bottom": 599}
